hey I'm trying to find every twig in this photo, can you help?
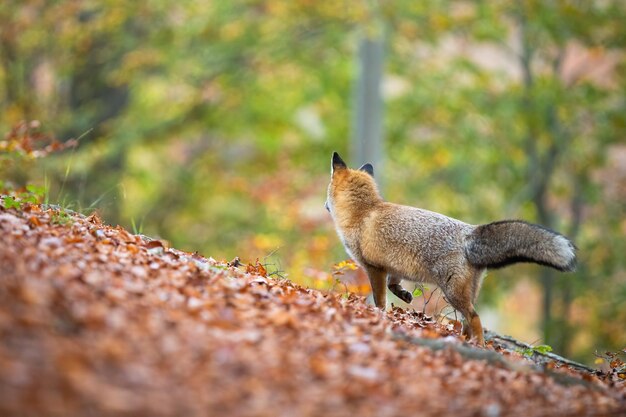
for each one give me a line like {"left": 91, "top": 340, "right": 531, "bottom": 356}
{"left": 422, "top": 287, "right": 439, "bottom": 314}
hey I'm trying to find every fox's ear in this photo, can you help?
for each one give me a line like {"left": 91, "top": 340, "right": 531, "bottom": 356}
{"left": 358, "top": 163, "right": 374, "bottom": 177}
{"left": 331, "top": 152, "right": 347, "bottom": 173}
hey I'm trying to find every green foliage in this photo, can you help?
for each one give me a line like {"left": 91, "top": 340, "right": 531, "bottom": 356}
{"left": 1, "top": 183, "right": 46, "bottom": 209}
{"left": 26, "top": 184, "right": 45, "bottom": 199}
{"left": 534, "top": 345, "right": 554, "bottom": 355}
{"left": 518, "top": 344, "right": 554, "bottom": 358}
{"left": 412, "top": 285, "right": 429, "bottom": 298}
{"left": 0, "top": 120, "right": 71, "bottom": 210}
{"left": 1, "top": 196, "right": 20, "bottom": 210}
{"left": 50, "top": 209, "right": 72, "bottom": 226}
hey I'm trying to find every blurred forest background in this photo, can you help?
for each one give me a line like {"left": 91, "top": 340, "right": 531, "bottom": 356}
{"left": 1, "top": 1, "right": 624, "bottom": 363}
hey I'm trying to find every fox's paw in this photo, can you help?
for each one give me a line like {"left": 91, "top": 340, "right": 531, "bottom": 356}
{"left": 397, "top": 289, "right": 413, "bottom": 304}
{"left": 389, "top": 284, "right": 413, "bottom": 304}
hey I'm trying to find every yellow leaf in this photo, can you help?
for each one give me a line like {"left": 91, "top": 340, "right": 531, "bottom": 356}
{"left": 333, "top": 259, "right": 358, "bottom": 271}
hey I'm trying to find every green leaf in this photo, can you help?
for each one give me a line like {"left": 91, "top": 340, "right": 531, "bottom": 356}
{"left": 2, "top": 196, "right": 20, "bottom": 209}
{"left": 412, "top": 287, "right": 423, "bottom": 297}
{"left": 20, "top": 194, "right": 38, "bottom": 204}
{"left": 518, "top": 344, "right": 553, "bottom": 358}
{"left": 533, "top": 345, "right": 553, "bottom": 355}
{"left": 26, "top": 184, "right": 45, "bottom": 197}
{"left": 50, "top": 210, "right": 72, "bottom": 225}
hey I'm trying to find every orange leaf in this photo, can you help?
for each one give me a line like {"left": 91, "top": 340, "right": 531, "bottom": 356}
{"left": 246, "top": 259, "right": 268, "bottom": 277}
{"left": 64, "top": 236, "right": 84, "bottom": 244}
{"left": 146, "top": 240, "right": 164, "bottom": 249}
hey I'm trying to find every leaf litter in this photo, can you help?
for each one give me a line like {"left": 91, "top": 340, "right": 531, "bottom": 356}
{"left": 0, "top": 204, "right": 624, "bottom": 417}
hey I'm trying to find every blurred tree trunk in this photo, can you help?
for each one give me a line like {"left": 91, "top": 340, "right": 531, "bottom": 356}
{"left": 555, "top": 176, "right": 584, "bottom": 356}
{"left": 351, "top": 29, "right": 385, "bottom": 180}
{"left": 517, "top": 9, "right": 567, "bottom": 351}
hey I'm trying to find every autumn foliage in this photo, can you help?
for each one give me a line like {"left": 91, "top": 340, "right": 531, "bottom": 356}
{"left": 0, "top": 203, "right": 624, "bottom": 417}
{"left": 0, "top": 120, "right": 77, "bottom": 159}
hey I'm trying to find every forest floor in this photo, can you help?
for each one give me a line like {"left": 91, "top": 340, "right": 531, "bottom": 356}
{"left": 0, "top": 203, "right": 625, "bottom": 417}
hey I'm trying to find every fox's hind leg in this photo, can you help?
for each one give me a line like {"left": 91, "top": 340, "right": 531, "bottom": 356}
{"left": 442, "top": 272, "right": 485, "bottom": 346}
{"left": 387, "top": 275, "right": 413, "bottom": 304}
{"left": 457, "top": 308, "right": 483, "bottom": 345}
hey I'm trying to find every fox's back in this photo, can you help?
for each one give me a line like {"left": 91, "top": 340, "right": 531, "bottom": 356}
{"left": 360, "top": 203, "right": 475, "bottom": 282}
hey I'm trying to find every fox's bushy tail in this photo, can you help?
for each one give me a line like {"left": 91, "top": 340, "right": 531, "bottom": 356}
{"left": 465, "top": 220, "right": 577, "bottom": 271}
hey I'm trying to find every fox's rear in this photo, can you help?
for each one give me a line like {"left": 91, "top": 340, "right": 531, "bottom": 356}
{"left": 326, "top": 152, "right": 577, "bottom": 345}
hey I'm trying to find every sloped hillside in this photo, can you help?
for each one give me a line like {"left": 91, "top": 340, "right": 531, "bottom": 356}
{"left": 0, "top": 204, "right": 624, "bottom": 417}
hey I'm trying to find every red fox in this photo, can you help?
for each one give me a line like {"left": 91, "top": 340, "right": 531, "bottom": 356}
{"left": 325, "top": 152, "right": 576, "bottom": 345}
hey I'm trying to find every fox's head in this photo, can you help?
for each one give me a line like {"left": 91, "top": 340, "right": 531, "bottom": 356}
{"left": 325, "top": 152, "right": 382, "bottom": 223}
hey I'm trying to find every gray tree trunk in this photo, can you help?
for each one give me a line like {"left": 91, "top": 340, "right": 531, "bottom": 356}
{"left": 351, "top": 33, "right": 384, "bottom": 180}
